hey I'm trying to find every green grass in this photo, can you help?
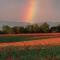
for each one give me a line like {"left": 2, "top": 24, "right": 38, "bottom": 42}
{"left": 0, "top": 46, "right": 60, "bottom": 60}
{"left": 0, "top": 35, "right": 58, "bottom": 42}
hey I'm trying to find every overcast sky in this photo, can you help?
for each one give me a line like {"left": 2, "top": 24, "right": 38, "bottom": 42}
{"left": 0, "top": 0, "right": 60, "bottom": 23}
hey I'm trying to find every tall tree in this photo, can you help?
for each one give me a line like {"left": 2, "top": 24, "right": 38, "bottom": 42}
{"left": 50, "top": 26, "right": 57, "bottom": 33}
{"left": 25, "top": 24, "right": 39, "bottom": 33}
{"left": 2, "top": 25, "right": 12, "bottom": 34}
{"left": 40, "top": 22, "right": 49, "bottom": 33}
{"left": 56, "top": 25, "right": 60, "bottom": 32}
{"left": 19, "top": 26, "right": 25, "bottom": 33}
{"left": 32, "top": 24, "right": 39, "bottom": 33}
{"left": 12, "top": 26, "right": 20, "bottom": 34}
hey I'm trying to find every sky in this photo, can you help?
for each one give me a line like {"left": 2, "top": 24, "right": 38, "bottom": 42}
{"left": 0, "top": 0, "right": 60, "bottom": 23}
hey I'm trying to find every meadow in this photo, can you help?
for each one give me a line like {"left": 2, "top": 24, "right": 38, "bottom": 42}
{"left": 0, "top": 33, "right": 60, "bottom": 60}
{"left": 0, "top": 35, "right": 53, "bottom": 42}
{"left": 0, "top": 46, "right": 60, "bottom": 60}
{"left": 0, "top": 33, "right": 60, "bottom": 42}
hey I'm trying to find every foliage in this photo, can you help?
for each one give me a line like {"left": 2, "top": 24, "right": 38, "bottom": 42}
{"left": 12, "top": 26, "right": 20, "bottom": 34}
{"left": 40, "top": 22, "right": 49, "bottom": 33}
{"left": 0, "top": 46, "right": 60, "bottom": 60}
{"left": 1, "top": 22, "right": 60, "bottom": 34}
{"left": 2, "top": 25, "right": 12, "bottom": 34}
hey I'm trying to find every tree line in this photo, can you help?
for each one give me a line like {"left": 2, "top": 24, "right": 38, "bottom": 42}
{"left": 0, "top": 22, "right": 60, "bottom": 34}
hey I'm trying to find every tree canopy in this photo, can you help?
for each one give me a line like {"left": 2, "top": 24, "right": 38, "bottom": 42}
{"left": 0, "top": 22, "right": 60, "bottom": 34}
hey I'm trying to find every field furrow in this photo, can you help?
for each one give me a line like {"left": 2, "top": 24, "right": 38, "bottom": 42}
{"left": 0, "top": 37, "right": 60, "bottom": 47}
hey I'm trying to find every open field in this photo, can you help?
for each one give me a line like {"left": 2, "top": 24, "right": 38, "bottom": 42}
{"left": 0, "top": 46, "right": 60, "bottom": 60}
{"left": 0, "top": 37, "right": 60, "bottom": 47}
{"left": 0, "top": 33, "right": 60, "bottom": 60}
{"left": 0, "top": 33, "right": 59, "bottom": 47}
{"left": 0, "top": 33, "right": 60, "bottom": 42}
{"left": 0, "top": 33, "right": 60, "bottom": 47}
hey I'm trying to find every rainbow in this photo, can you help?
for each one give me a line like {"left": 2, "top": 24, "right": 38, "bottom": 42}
{"left": 26, "top": 0, "right": 37, "bottom": 23}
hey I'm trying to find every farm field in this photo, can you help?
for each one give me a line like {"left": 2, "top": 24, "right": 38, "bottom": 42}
{"left": 0, "top": 33, "right": 60, "bottom": 46}
{"left": 0, "top": 46, "right": 60, "bottom": 60}
{"left": 0, "top": 33, "right": 60, "bottom": 42}
{"left": 0, "top": 37, "right": 60, "bottom": 47}
{"left": 0, "top": 33, "right": 60, "bottom": 60}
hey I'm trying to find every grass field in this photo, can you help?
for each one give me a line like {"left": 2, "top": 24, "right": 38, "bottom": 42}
{"left": 0, "top": 35, "right": 55, "bottom": 42}
{"left": 0, "top": 33, "right": 60, "bottom": 42}
{"left": 0, "top": 33, "right": 60, "bottom": 60}
{"left": 0, "top": 46, "right": 60, "bottom": 60}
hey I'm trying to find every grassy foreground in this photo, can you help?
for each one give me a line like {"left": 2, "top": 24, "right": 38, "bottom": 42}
{"left": 0, "top": 46, "right": 60, "bottom": 60}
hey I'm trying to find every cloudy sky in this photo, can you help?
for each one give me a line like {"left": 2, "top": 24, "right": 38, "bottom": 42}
{"left": 0, "top": 0, "right": 60, "bottom": 23}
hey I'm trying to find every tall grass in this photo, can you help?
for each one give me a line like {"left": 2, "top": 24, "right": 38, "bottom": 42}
{"left": 0, "top": 46, "right": 60, "bottom": 60}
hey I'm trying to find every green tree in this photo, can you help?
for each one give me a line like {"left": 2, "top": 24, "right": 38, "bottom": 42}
{"left": 2, "top": 25, "right": 12, "bottom": 34}
{"left": 12, "top": 26, "right": 20, "bottom": 34}
{"left": 56, "top": 25, "right": 60, "bottom": 32}
{"left": 32, "top": 24, "right": 39, "bottom": 33}
{"left": 19, "top": 26, "right": 25, "bottom": 33}
{"left": 40, "top": 22, "right": 49, "bottom": 33}
{"left": 24, "top": 25, "right": 32, "bottom": 33}
{"left": 50, "top": 26, "right": 57, "bottom": 33}
{"left": 0, "top": 30, "right": 5, "bottom": 34}
{"left": 24, "top": 24, "right": 39, "bottom": 33}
